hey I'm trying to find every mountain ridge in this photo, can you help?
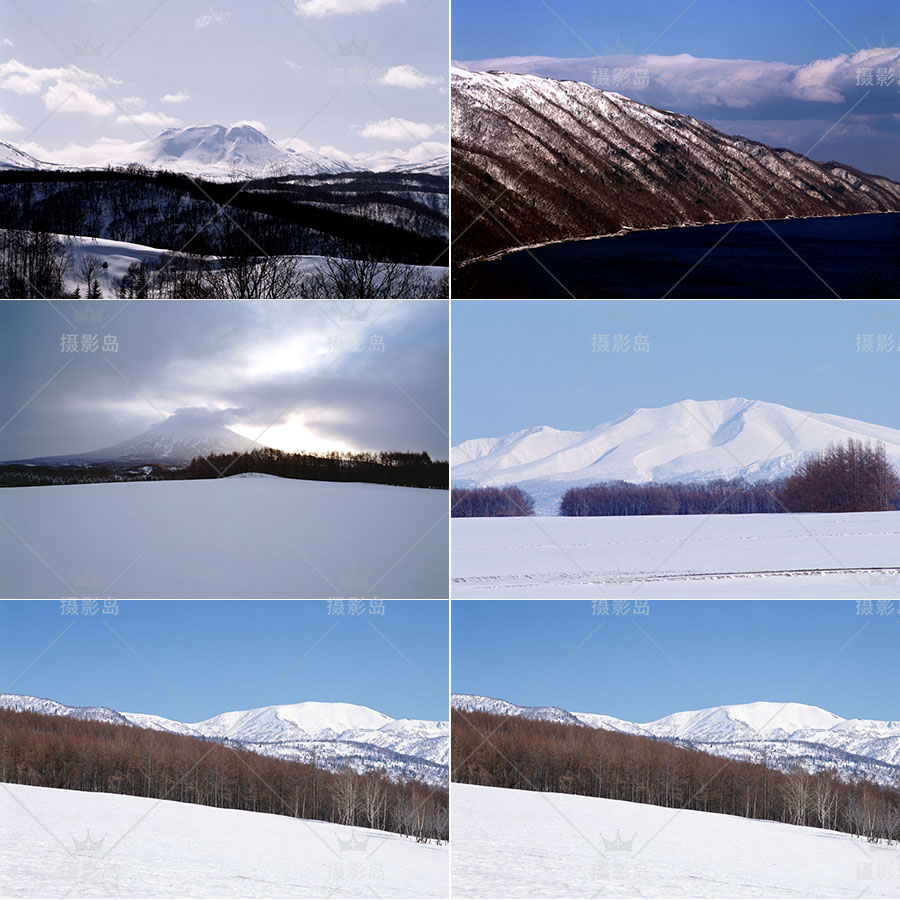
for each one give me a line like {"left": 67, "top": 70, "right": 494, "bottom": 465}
{"left": 452, "top": 693, "right": 900, "bottom": 784}
{"left": 451, "top": 67, "right": 900, "bottom": 264}
{"left": 1, "top": 692, "right": 448, "bottom": 785}
{"left": 452, "top": 397, "right": 900, "bottom": 514}
{"left": 451, "top": 694, "right": 900, "bottom": 783}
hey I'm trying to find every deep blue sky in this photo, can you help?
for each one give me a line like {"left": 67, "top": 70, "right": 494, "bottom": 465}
{"left": 0, "top": 600, "right": 448, "bottom": 722}
{"left": 452, "top": 599, "right": 899, "bottom": 722}
{"left": 451, "top": 300, "right": 900, "bottom": 443}
{"left": 453, "top": 0, "right": 895, "bottom": 63}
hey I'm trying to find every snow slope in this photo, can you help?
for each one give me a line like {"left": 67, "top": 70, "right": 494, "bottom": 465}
{"left": 451, "top": 510, "right": 900, "bottom": 598}
{"left": 452, "top": 695, "right": 900, "bottom": 786}
{"left": 54, "top": 234, "right": 447, "bottom": 299}
{"left": 451, "top": 783, "right": 899, "bottom": 898}
{"left": 0, "top": 783, "right": 447, "bottom": 898}
{"left": 1, "top": 476, "right": 448, "bottom": 598}
{"left": 452, "top": 398, "right": 900, "bottom": 514}
{"left": 1, "top": 694, "right": 448, "bottom": 785}
{"left": 0, "top": 140, "right": 56, "bottom": 170}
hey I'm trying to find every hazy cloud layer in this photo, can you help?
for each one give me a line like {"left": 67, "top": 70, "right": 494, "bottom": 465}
{"left": 0, "top": 301, "right": 448, "bottom": 460}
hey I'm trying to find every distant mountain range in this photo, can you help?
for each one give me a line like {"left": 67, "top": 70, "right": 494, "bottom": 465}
{"left": 452, "top": 398, "right": 900, "bottom": 514}
{"left": 451, "top": 67, "right": 900, "bottom": 263}
{"left": 5, "top": 409, "right": 267, "bottom": 467}
{"left": 0, "top": 124, "right": 447, "bottom": 180}
{"left": 452, "top": 694, "right": 900, "bottom": 786}
{"left": 2, "top": 693, "right": 448, "bottom": 786}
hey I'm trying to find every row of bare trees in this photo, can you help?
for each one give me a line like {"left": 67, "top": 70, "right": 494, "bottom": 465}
{"left": 452, "top": 710, "right": 900, "bottom": 843}
{"left": 1, "top": 709, "right": 448, "bottom": 842}
{"left": 451, "top": 486, "right": 535, "bottom": 517}
{"left": 780, "top": 439, "right": 900, "bottom": 512}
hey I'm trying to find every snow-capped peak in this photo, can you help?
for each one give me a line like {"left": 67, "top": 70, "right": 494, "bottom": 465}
{"left": 644, "top": 701, "right": 846, "bottom": 742}
{"left": 452, "top": 398, "right": 900, "bottom": 513}
{"left": 103, "top": 123, "right": 350, "bottom": 178}
{"left": 192, "top": 700, "right": 395, "bottom": 743}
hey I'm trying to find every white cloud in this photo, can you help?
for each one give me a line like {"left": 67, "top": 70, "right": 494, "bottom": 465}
{"left": 0, "top": 59, "right": 114, "bottom": 96}
{"left": 356, "top": 117, "right": 443, "bottom": 141}
{"left": 161, "top": 91, "right": 190, "bottom": 104}
{"left": 195, "top": 9, "right": 231, "bottom": 28}
{"left": 0, "top": 110, "right": 23, "bottom": 133}
{"left": 20, "top": 136, "right": 145, "bottom": 167}
{"left": 116, "top": 111, "right": 181, "bottom": 128}
{"left": 231, "top": 119, "right": 267, "bottom": 132}
{"left": 1, "top": 37, "right": 13, "bottom": 48}
{"left": 380, "top": 65, "right": 442, "bottom": 90}
{"left": 44, "top": 81, "right": 115, "bottom": 116}
{"left": 293, "top": 0, "right": 404, "bottom": 17}
{"left": 459, "top": 47, "right": 900, "bottom": 111}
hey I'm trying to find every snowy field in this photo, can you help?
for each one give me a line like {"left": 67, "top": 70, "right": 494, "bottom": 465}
{"left": 1, "top": 475, "right": 447, "bottom": 598}
{"left": 61, "top": 235, "right": 447, "bottom": 297}
{"left": 452, "top": 511, "right": 900, "bottom": 598}
{"left": 0, "top": 783, "right": 448, "bottom": 898}
{"left": 451, "top": 783, "right": 900, "bottom": 898}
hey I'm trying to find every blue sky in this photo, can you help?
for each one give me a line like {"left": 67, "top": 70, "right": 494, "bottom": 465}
{"left": 452, "top": 599, "right": 899, "bottom": 722}
{"left": 451, "top": 300, "right": 900, "bottom": 443}
{"left": 453, "top": 0, "right": 900, "bottom": 179}
{"left": 0, "top": 600, "right": 448, "bottom": 722}
{"left": 0, "top": 0, "right": 447, "bottom": 168}
{"left": 453, "top": 0, "right": 897, "bottom": 64}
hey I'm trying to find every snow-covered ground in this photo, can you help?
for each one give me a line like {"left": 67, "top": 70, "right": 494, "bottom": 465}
{"left": 61, "top": 235, "right": 447, "bottom": 298}
{"left": 1, "top": 476, "right": 447, "bottom": 598}
{"left": 0, "top": 783, "right": 447, "bottom": 898}
{"left": 452, "top": 511, "right": 900, "bottom": 598}
{"left": 451, "top": 783, "right": 900, "bottom": 898}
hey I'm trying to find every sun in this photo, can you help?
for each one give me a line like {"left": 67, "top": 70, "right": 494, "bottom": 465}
{"left": 229, "top": 415, "right": 356, "bottom": 455}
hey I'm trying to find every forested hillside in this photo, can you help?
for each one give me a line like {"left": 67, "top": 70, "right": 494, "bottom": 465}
{"left": 1, "top": 708, "right": 448, "bottom": 842}
{"left": 452, "top": 709, "right": 900, "bottom": 843}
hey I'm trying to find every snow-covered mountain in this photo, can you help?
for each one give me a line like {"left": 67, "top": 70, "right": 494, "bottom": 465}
{"left": 0, "top": 140, "right": 56, "bottom": 171}
{"left": 451, "top": 67, "right": 900, "bottom": 262}
{"left": 388, "top": 155, "right": 449, "bottom": 177}
{"left": 8, "top": 409, "right": 265, "bottom": 466}
{"left": 452, "top": 694, "right": 900, "bottom": 785}
{"left": 452, "top": 398, "right": 900, "bottom": 513}
{"left": 104, "top": 124, "right": 350, "bottom": 178}
{"left": 1, "top": 693, "right": 448, "bottom": 785}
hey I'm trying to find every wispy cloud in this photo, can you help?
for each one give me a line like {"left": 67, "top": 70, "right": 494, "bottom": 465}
{"left": 116, "top": 111, "right": 181, "bottom": 128}
{"left": 161, "top": 91, "right": 190, "bottom": 104}
{"left": 293, "top": 0, "right": 404, "bottom": 17}
{"left": 0, "top": 110, "right": 23, "bottom": 133}
{"left": 194, "top": 8, "right": 231, "bottom": 29}
{"left": 380, "top": 65, "right": 442, "bottom": 90}
{"left": 356, "top": 117, "right": 443, "bottom": 141}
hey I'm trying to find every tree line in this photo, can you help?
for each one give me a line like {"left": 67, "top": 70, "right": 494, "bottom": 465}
{"left": 451, "top": 485, "right": 535, "bottom": 517}
{"left": 0, "top": 708, "right": 448, "bottom": 842}
{"left": 452, "top": 709, "right": 900, "bottom": 844}
{"left": 183, "top": 446, "right": 448, "bottom": 489}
